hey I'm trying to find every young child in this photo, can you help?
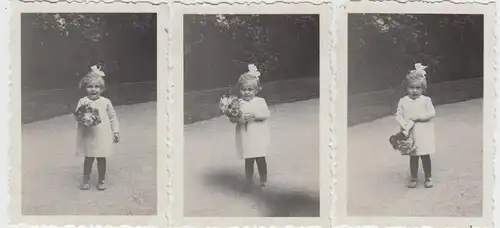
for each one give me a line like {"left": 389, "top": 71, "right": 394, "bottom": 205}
{"left": 229, "top": 64, "right": 271, "bottom": 190}
{"left": 395, "top": 63, "right": 436, "bottom": 188}
{"left": 75, "top": 65, "right": 120, "bottom": 191}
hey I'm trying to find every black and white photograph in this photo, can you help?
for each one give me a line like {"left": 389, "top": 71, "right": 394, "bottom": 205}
{"left": 338, "top": 4, "right": 495, "bottom": 226}
{"left": 182, "top": 14, "right": 321, "bottom": 218}
{"left": 18, "top": 12, "right": 158, "bottom": 216}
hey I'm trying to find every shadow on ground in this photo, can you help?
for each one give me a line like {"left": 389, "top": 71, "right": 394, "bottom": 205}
{"left": 204, "top": 169, "right": 320, "bottom": 217}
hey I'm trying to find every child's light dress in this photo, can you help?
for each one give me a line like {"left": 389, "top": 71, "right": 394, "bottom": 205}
{"left": 235, "top": 97, "right": 271, "bottom": 159}
{"left": 395, "top": 95, "right": 436, "bottom": 156}
{"left": 76, "top": 96, "right": 120, "bottom": 157}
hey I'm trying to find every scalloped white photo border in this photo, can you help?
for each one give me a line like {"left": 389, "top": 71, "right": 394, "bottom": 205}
{"left": 5, "top": 2, "right": 170, "bottom": 227}
{"left": 168, "top": 3, "right": 332, "bottom": 227}
{"left": 1, "top": 0, "right": 499, "bottom": 228}
{"left": 334, "top": 1, "right": 497, "bottom": 228}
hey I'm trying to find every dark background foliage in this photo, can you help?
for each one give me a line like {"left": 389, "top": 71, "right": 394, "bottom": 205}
{"left": 21, "top": 13, "right": 157, "bottom": 92}
{"left": 183, "top": 14, "right": 320, "bottom": 93}
{"left": 348, "top": 14, "right": 483, "bottom": 95}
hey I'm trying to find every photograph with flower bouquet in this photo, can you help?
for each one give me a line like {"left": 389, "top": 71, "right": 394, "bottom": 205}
{"left": 183, "top": 13, "right": 321, "bottom": 218}
{"left": 19, "top": 13, "right": 158, "bottom": 216}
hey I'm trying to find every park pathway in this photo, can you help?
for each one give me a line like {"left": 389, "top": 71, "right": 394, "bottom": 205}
{"left": 347, "top": 99, "right": 483, "bottom": 217}
{"left": 22, "top": 102, "right": 157, "bottom": 215}
{"left": 184, "top": 99, "right": 321, "bottom": 217}
{"left": 22, "top": 98, "right": 479, "bottom": 217}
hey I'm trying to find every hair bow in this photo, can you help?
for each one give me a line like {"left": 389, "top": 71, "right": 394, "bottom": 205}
{"left": 413, "top": 63, "right": 427, "bottom": 78}
{"left": 90, "top": 65, "right": 105, "bottom": 77}
{"left": 247, "top": 64, "right": 261, "bottom": 78}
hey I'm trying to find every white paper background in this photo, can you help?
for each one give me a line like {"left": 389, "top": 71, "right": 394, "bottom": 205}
{"left": 1, "top": 0, "right": 499, "bottom": 227}
{"left": 2, "top": 1, "right": 11, "bottom": 228}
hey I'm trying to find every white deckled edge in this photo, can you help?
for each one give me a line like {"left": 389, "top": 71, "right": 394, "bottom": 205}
{"left": 18, "top": 0, "right": 167, "bottom": 5}
{"left": 494, "top": 0, "right": 499, "bottom": 227}
{"left": 15, "top": 0, "right": 495, "bottom": 5}
{"left": 17, "top": 0, "right": 331, "bottom": 4}
{"left": 171, "top": 0, "right": 329, "bottom": 4}
{"left": 329, "top": 0, "right": 341, "bottom": 228}
{"left": 166, "top": 2, "right": 174, "bottom": 227}
{"left": 2, "top": 0, "right": 11, "bottom": 228}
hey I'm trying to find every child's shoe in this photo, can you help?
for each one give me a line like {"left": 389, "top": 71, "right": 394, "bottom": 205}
{"left": 259, "top": 182, "right": 268, "bottom": 189}
{"left": 424, "top": 179, "right": 434, "bottom": 188}
{"left": 80, "top": 182, "right": 91, "bottom": 190}
{"left": 407, "top": 179, "right": 417, "bottom": 188}
{"left": 97, "top": 181, "right": 107, "bottom": 191}
{"left": 80, "top": 175, "right": 90, "bottom": 190}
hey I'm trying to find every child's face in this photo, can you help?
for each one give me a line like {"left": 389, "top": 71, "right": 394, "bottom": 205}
{"left": 85, "top": 80, "right": 103, "bottom": 100}
{"left": 407, "top": 81, "right": 424, "bottom": 99}
{"left": 240, "top": 83, "right": 257, "bottom": 101}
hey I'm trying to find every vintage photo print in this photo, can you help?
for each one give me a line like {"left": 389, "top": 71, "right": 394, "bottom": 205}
{"left": 8, "top": 2, "right": 169, "bottom": 226}
{"left": 170, "top": 2, "right": 332, "bottom": 227}
{"left": 335, "top": 1, "right": 495, "bottom": 227}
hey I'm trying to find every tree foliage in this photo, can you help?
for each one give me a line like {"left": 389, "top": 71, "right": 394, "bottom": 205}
{"left": 184, "top": 14, "right": 320, "bottom": 92}
{"left": 348, "top": 14, "right": 483, "bottom": 94}
{"left": 22, "top": 13, "right": 157, "bottom": 91}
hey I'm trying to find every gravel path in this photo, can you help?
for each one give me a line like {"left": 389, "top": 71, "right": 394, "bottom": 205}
{"left": 184, "top": 99, "right": 320, "bottom": 217}
{"left": 22, "top": 102, "right": 157, "bottom": 215}
{"left": 347, "top": 99, "right": 483, "bottom": 217}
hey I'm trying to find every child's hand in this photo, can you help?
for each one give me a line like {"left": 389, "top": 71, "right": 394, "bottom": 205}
{"left": 409, "top": 116, "right": 420, "bottom": 122}
{"left": 242, "top": 113, "right": 255, "bottom": 122}
{"left": 113, "top": 132, "right": 120, "bottom": 143}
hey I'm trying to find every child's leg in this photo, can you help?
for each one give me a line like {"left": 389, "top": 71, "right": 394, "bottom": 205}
{"left": 96, "top": 157, "right": 106, "bottom": 183}
{"left": 255, "top": 156, "right": 268, "bottom": 185}
{"left": 409, "top": 156, "right": 419, "bottom": 179}
{"left": 420, "top": 155, "right": 432, "bottom": 179}
{"left": 408, "top": 156, "right": 419, "bottom": 188}
{"left": 83, "top": 157, "right": 95, "bottom": 178}
{"left": 81, "top": 157, "right": 95, "bottom": 190}
{"left": 420, "top": 155, "right": 433, "bottom": 188}
{"left": 245, "top": 158, "right": 256, "bottom": 183}
{"left": 96, "top": 157, "right": 107, "bottom": 190}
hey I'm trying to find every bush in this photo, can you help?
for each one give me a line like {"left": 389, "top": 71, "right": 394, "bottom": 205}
{"left": 348, "top": 14, "right": 483, "bottom": 95}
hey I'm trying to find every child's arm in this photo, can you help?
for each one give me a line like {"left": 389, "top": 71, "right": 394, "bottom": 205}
{"left": 395, "top": 98, "right": 407, "bottom": 128}
{"left": 106, "top": 100, "right": 120, "bottom": 134}
{"left": 252, "top": 98, "right": 270, "bottom": 121}
{"left": 416, "top": 97, "right": 436, "bottom": 122}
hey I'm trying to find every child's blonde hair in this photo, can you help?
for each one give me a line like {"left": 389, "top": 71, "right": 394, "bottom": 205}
{"left": 404, "top": 63, "right": 428, "bottom": 91}
{"left": 238, "top": 72, "right": 262, "bottom": 91}
{"left": 78, "top": 65, "right": 106, "bottom": 90}
{"left": 231, "top": 64, "right": 263, "bottom": 95}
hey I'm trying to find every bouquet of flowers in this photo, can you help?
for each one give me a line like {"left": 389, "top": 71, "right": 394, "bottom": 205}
{"left": 389, "top": 132, "right": 417, "bottom": 156}
{"left": 219, "top": 94, "right": 243, "bottom": 118}
{"left": 74, "top": 104, "right": 102, "bottom": 127}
